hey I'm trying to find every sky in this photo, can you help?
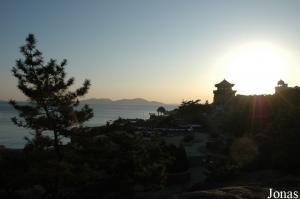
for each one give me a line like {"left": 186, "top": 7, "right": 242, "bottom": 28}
{"left": 1, "top": 0, "right": 300, "bottom": 104}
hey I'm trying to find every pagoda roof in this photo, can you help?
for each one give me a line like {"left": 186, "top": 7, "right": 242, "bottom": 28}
{"left": 277, "top": 79, "right": 285, "bottom": 85}
{"left": 215, "top": 79, "right": 234, "bottom": 87}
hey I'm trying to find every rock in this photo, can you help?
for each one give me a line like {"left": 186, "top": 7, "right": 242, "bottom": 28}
{"left": 169, "top": 186, "right": 269, "bottom": 199}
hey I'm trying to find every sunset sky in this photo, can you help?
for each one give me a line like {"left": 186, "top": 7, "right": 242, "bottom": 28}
{"left": 1, "top": 0, "right": 300, "bottom": 104}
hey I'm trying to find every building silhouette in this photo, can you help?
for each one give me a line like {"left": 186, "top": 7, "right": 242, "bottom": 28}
{"left": 213, "top": 79, "right": 236, "bottom": 106}
{"left": 275, "top": 79, "right": 288, "bottom": 94}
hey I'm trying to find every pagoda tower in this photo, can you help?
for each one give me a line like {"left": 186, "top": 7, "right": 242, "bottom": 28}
{"left": 213, "top": 79, "right": 236, "bottom": 105}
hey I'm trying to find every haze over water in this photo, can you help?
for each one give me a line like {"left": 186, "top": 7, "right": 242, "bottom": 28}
{"left": 0, "top": 102, "right": 176, "bottom": 148}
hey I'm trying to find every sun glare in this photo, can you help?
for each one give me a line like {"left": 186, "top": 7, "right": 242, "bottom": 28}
{"left": 223, "top": 42, "right": 295, "bottom": 95}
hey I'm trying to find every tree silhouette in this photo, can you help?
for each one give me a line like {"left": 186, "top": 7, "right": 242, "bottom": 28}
{"left": 157, "top": 106, "right": 167, "bottom": 116}
{"left": 10, "top": 34, "right": 93, "bottom": 159}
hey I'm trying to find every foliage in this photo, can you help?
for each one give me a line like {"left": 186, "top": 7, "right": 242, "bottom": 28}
{"left": 175, "top": 99, "right": 211, "bottom": 124}
{"left": 22, "top": 129, "right": 172, "bottom": 198}
{"left": 70, "top": 129, "right": 172, "bottom": 188}
{"left": 9, "top": 34, "right": 93, "bottom": 158}
{"left": 182, "top": 133, "right": 195, "bottom": 143}
{"left": 24, "top": 131, "right": 53, "bottom": 151}
{"left": 0, "top": 129, "right": 173, "bottom": 198}
{"left": 0, "top": 150, "right": 28, "bottom": 194}
{"left": 166, "top": 144, "right": 189, "bottom": 173}
{"left": 4, "top": 34, "right": 175, "bottom": 199}
{"left": 220, "top": 90, "right": 300, "bottom": 174}
{"left": 229, "top": 136, "right": 258, "bottom": 167}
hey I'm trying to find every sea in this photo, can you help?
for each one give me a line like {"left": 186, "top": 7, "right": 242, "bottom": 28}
{"left": 0, "top": 102, "right": 177, "bottom": 148}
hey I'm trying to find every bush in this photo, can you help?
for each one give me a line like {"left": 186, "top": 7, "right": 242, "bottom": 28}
{"left": 229, "top": 136, "right": 258, "bottom": 167}
{"left": 166, "top": 144, "right": 189, "bottom": 173}
{"left": 183, "top": 134, "right": 194, "bottom": 143}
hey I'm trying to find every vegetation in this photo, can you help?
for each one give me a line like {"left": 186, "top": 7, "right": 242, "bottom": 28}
{"left": 166, "top": 144, "right": 189, "bottom": 173}
{"left": 0, "top": 34, "right": 174, "bottom": 199}
{"left": 175, "top": 100, "right": 211, "bottom": 124}
{"left": 9, "top": 34, "right": 93, "bottom": 159}
{"left": 208, "top": 90, "right": 300, "bottom": 180}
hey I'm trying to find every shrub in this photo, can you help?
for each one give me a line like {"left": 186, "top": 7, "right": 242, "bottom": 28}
{"left": 230, "top": 136, "right": 258, "bottom": 167}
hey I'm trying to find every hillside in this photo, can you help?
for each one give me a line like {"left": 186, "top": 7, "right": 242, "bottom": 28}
{"left": 83, "top": 98, "right": 168, "bottom": 106}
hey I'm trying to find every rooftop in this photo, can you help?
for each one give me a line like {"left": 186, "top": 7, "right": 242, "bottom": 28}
{"left": 215, "top": 79, "right": 235, "bottom": 87}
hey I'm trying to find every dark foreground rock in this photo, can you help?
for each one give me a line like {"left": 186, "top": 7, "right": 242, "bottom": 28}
{"left": 169, "top": 186, "right": 269, "bottom": 199}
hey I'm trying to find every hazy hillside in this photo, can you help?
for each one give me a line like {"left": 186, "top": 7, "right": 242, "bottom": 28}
{"left": 83, "top": 98, "right": 168, "bottom": 106}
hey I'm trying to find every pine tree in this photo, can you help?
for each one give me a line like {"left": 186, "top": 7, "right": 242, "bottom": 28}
{"left": 10, "top": 34, "right": 93, "bottom": 159}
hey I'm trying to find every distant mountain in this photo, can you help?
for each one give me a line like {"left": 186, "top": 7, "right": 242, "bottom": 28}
{"left": 83, "top": 98, "right": 113, "bottom": 104}
{"left": 83, "top": 98, "right": 167, "bottom": 106}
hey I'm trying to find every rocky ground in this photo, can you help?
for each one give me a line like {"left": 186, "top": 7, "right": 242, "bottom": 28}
{"left": 136, "top": 131, "right": 300, "bottom": 199}
{"left": 2, "top": 131, "right": 300, "bottom": 199}
{"left": 166, "top": 169, "right": 300, "bottom": 199}
{"left": 169, "top": 186, "right": 269, "bottom": 199}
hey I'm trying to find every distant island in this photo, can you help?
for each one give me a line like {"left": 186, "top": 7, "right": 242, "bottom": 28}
{"left": 82, "top": 98, "right": 172, "bottom": 106}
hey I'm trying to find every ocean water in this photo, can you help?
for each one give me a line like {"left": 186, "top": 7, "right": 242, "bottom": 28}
{"left": 0, "top": 102, "right": 176, "bottom": 148}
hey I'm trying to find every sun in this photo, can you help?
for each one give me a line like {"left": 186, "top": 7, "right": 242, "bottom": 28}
{"left": 224, "top": 42, "right": 293, "bottom": 95}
